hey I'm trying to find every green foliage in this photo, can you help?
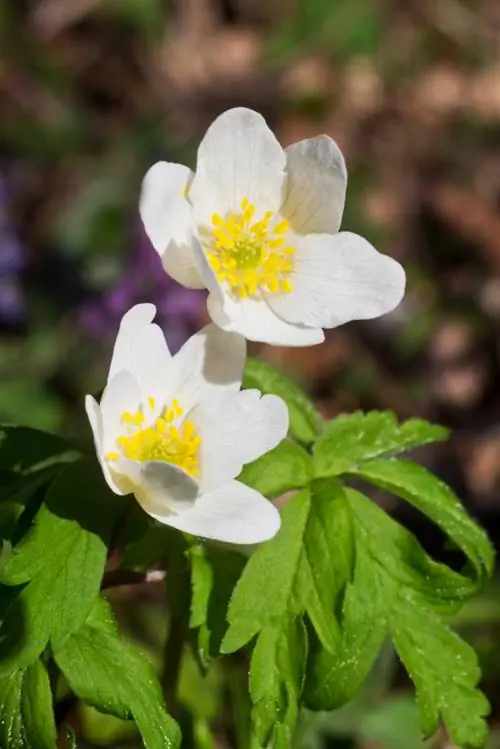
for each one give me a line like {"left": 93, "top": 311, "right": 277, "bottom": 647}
{"left": 238, "top": 439, "right": 314, "bottom": 498}
{"left": 306, "top": 487, "right": 490, "bottom": 747}
{"left": 243, "top": 358, "right": 323, "bottom": 445}
{"left": 54, "top": 597, "right": 180, "bottom": 749}
{"left": 351, "top": 459, "right": 494, "bottom": 587}
{"left": 0, "top": 389, "right": 494, "bottom": 749}
{"left": 219, "top": 408, "right": 493, "bottom": 748}
{"left": 0, "top": 660, "right": 57, "bottom": 749}
{"left": 0, "top": 458, "right": 120, "bottom": 675}
{"left": 189, "top": 545, "right": 245, "bottom": 666}
{"left": 313, "top": 411, "right": 448, "bottom": 476}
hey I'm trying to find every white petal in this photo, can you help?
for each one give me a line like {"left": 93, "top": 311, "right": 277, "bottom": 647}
{"left": 207, "top": 291, "right": 325, "bottom": 346}
{"left": 117, "top": 458, "right": 198, "bottom": 517}
{"left": 268, "top": 232, "right": 406, "bottom": 329}
{"left": 282, "top": 136, "right": 347, "bottom": 234}
{"left": 108, "top": 303, "right": 173, "bottom": 398}
{"left": 192, "top": 390, "right": 289, "bottom": 492}
{"left": 169, "top": 323, "right": 246, "bottom": 413}
{"left": 85, "top": 395, "right": 124, "bottom": 495}
{"left": 189, "top": 108, "right": 286, "bottom": 226}
{"left": 140, "top": 161, "right": 204, "bottom": 288}
{"left": 100, "top": 370, "right": 141, "bottom": 454}
{"left": 156, "top": 480, "right": 281, "bottom": 544}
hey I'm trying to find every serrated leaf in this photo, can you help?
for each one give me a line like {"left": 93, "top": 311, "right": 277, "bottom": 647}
{"left": 238, "top": 440, "right": 313, "bottom": 498}
{"left": 0, "top": 458, "right": 121, "bottom": 675}
{"left": 222, "top": 484, "right": 343, "bottom": 656}
{"left": 243, "top": 358, "right": 322, "bottom": 445}
{"left": 54, "top": 597, "right": 180, "bottom": 749}
{"left": 352, "top": 459, "right": 494, "bottom": 587}
{"left": 0, "top": 660, "right": 57, "bottom": 748}
{"left": 390, "top": 594, "right": 489, "bottom": 747}
{"left": 189, "top": 545, "right": 245, "bottom": 665}
{"left": 305, "top": 485, "right": 490, "bottom": 747}
{"left": 314, "top": 411, "right": 448, "bottom": 477}
{"left": 352, "top": 489, "right": 488, "bottom": 746}
{"left": 250, "top": 616, "right": 307, "bottom": 747}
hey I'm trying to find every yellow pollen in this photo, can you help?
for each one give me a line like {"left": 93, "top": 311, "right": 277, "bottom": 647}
{"left": 105, "top": 398, "right": 200, "bottom": 476}
{"left": 206, "top": 198, "right": 295, "bottom": 298}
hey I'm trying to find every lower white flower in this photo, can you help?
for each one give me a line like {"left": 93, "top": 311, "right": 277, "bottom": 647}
{"left": 85, "top": 303, "right": 288, "bottom": 544}
{"left": 140, "top": 107, "right": 406, "bottom": 346}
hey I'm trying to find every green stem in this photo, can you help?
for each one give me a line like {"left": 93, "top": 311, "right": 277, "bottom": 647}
{"left": 161, "top": 552, "right": 191, "bottom": 716}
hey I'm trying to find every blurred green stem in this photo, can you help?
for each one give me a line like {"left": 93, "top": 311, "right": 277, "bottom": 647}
{"left": 162, "top": 551, "right": 190, "bottom": 715}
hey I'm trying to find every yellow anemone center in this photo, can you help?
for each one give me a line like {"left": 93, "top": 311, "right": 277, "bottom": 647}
{"left": 106, "top": 397, "right": 201, "bottom": 477}
{"left": 206, "top": 198, "right": 295, "bottom": 298}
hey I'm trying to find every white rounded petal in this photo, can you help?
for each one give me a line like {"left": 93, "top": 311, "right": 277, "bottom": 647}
{"left": 268, "top": 232, "right": 406, "bottom": 329}
{"left": 192, "top": 390, "right": 289, "bottom": 492}
{"left": 189, "top": 108, "right": 286, "bottom": 226}
{"left": 157, "top": 480, "right": 281, "bottom": 544}
{"left": 85, "top": 395, "right": 124, "bottom": 495}
{"left": 282, "top": 136, "right": 347, "bottom": 234}
{"left": 140, "top": 162, "right": 204, "bottom": 289}
{"left": 117, "top": 458, "right": 198, "bottom": 517}
{"left": 207, "top": 291, "right": 325, "bottom": 346}
{"left": 100, "top": 370, "right": 141, "bottom": 455}
{"left": 108, "top": 303, "right": 173, "bottom": 398}
{"left": 169, "top": 324, "right": 246, "bottom": 413}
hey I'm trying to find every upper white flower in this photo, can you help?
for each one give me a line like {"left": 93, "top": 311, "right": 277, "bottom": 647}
{"left": 140, "top": 107, "right": 406, "bottom": 347}
{"left": 85, "top": 304, "right": 287, "bottom": 544}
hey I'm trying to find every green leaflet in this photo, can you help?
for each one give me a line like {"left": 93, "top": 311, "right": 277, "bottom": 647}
{"left": 222, "top": 482, "right": 352, "bottom": 742}
{"left": 238, "top": 439, "right": 314, "bottom": 498}
{"left": 0, "top": 660, "right": 57, "bottom": 749}
{"left": 250, "top": 616, "right": 307, "bottom": 748}
{"left": 306, "top": 487, "right": 490, "bottom": 748}
{"left": 243, "top": 358, "right": 323, "bottom": 445}
{"left": 0, "top": 425, "right": 78, "bottom": 476}
{"left": 222, "top": 484, "right": 344, "bottom": 656}
{"left": 0, "top": 425, "right": 79, "bottom": 506}
{"left": 0, "top": 458, "right": 121, "bottom": 675}
{"left": 305, "top": 489, "right": 386, "bottom": 710}
{"left": 351, "top": 458, "right": 494, "bottom": 589}
{"left": 54, "top": 597, "right": 180, "bottom": 749}
{"left": 313, "top": 411, "right": 448, "bottom": 477}
{"left": 189, "top": 545, "right": 245, "bottom": 666}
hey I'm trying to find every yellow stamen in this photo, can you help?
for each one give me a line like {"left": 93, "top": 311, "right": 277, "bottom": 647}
{"left": 205, "top": 198, "right": 295, "bottom": 299}
{"left": 106, "top": 397, "right": 201, "bottom": 476}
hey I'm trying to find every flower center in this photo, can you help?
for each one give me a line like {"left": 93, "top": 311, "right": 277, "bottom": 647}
{"left": 106, "top": 397, "right": 201, "bottom": 476}
{"left": 206, "top": 198, "right": 295, "bottom": 298}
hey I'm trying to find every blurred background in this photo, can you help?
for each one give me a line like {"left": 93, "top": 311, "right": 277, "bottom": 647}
{"left": 2, "top": 0, "right": 500, "bottom": 746}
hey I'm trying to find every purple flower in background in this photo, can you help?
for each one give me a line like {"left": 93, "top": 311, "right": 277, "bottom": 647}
{"left": 81, "top": 219, "right": 205, "bottom": 353}
{"left": 0, "top": 176, "right": 25, "bottom": 328}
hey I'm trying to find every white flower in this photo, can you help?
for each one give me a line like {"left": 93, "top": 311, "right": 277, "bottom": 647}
{"left": 85, "top": 304, "right": 287, "bottom": 544}
{"left": 140, "top": 107, "right": 406, "bottom": 346}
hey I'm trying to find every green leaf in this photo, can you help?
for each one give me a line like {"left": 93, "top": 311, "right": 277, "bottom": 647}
{"left": 0, "top": 425, "right": 78, "bottom": 474}
{"left": 305, "top": 485, "right": 490, "bottom": 747}
{"left": 0, "top": 660, "right": 57, "bottom": 748}
{"left": 0, "top": 458, "right": 120, "bottom": 675}
{"left": 351, "top": 459, "right": 494, "bottom": 587}
{"left": 222, "top": 482, "right": 352, "bottom": 743}
{"left": 314, "top": 411, "right": 448, "bottom": 477}
{"left": 250, "top": 616, "right": 307, "bottom": 747}
{"left": 305, "top": 490, "right": 385, "bottom": 709}
{"left": 243, "top": 358, "right": 322, "bottom": 445}
{"left": 54, "top": 597, "right": 180, "bottom": 749}
{"left": 390, "top": 594, "right": 489, "bottom": 747}
{"left": 238, "top": 440, "right": 313, "bottom": 498}
{"left": 189, "top": 545, "right": 245, "bottom": 665}
{"left": 222, "top": 484, "right": 343, "bottom": 656}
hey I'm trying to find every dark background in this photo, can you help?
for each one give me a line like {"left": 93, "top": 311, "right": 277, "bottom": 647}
{"left": 1, "top": 1, "right": 500, "bottom": 746}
